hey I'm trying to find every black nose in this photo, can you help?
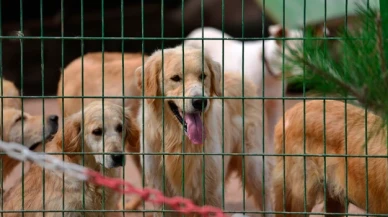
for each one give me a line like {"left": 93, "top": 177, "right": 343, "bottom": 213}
{"left": 49, "top": 115, "right": 58, "bottom": 123}
{"left": 192, "top": 96, "right": 207, "bottom": 111}
{"left": 111, "top": 153, "right": 125, "bottom": 167}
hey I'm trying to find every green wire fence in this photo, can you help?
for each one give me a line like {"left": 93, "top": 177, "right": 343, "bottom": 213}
{"left": 0, "top": 0, "right": 387, "bottom": 216}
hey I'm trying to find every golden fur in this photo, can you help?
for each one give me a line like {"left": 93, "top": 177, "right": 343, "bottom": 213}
{"left": 0, "top": 78, "right": 58, "bottom": 198}
{"left": 135, "top": 45, "right": 273, "bottom": 217}
{"left": 3, "top": 101, "right": 139, "bottom": 217}
{"left": 271, "top": 100, "right": 388, "bottom": 216}
{"left": 57, "top": 52, "right": 146, "bottom": 210}
{"left": 0, "top": 79, "right": 21, "bottom": 109}
{"left": 57, "top": 52, "right": 147, "bottom": 117}
{"left": 0, "top": 108, "right": 58, "bottom": 180}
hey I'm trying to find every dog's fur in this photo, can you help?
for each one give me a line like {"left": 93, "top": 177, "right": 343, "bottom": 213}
{"left": 271, "top": 100, "right": 388, "bottom": 216}
{"left": 135, "top": 45, "right": 273, "bottom": 217}
{"left": 184, "top": 25, "right": 328, "bottom": 147}
{"left": 58, "top": 52, "right": 145, "bottom": 209}
{"left": 57, "top": 52, "right": 147, "bottom": 118}
{"left": 3, "top": 101, "right": 139, "bottom": 217}
{"left": 0, "top": 79, "right": 21, "bottom": 109}
{"left": 0, "top": 108, "right": 58, "bottom": 180}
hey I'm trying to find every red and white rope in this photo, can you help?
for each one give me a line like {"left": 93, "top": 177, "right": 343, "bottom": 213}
{"left": 0, "top": 140, "right": 249, "bottom": 217}
{"left": 0, "top": 140, "right": 88, "bottom": 181}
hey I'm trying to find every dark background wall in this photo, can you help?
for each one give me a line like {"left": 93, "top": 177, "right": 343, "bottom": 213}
{"left": 0, "top": 0, "right": 275, "bottom": 96}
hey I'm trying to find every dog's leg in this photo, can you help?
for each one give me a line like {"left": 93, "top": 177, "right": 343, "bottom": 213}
{"left": 204, "top": 159, "right": 223, "bottom": 209}
{"left": 264, "top": 99, "right": 281, "bottom": 147}
{"left": 244, "top": 155, "right": 273, "bottom": 217}
{"left": 141, "top": 155, "right": 178, "bottom": 217}
{"left": 123, "top": 154, "right": 143, "bottom": 211}
{"left": 271, "top": 165, "right": 287, "bottom": 217}
{"left": 271, "top": 162, "right": 306, "bottom": 217}
{"left": 271, "top": 160, "right": 308, "bottom": 217}
{"left": 272, "top": 154, "right": 332, "bottom": 217}
{"left": 239, "top": 122, "right": 273, "bottom": 217}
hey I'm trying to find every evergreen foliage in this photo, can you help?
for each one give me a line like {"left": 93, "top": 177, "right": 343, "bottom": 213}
{"left": 286, "top": 4, "right": 388, "bottom": 124}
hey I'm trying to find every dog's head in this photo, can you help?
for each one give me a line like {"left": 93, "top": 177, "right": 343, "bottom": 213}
{"left": 136, "top": 45, "right": 221, "bottom": 145}
{"left": 264, "top": 24, "right": 330, "bottom": 78}
{"left": 58, "top": 101, "right": 134, "bottom": 169}
{"left": 0, "top": 108, "right": 59, "bottom": 150}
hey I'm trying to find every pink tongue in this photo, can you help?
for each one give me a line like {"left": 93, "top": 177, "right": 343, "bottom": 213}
{"left": 184, "top": 113, "right": 205, "bottom": 145}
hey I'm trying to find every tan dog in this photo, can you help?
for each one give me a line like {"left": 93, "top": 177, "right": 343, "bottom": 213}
{"left": 57, "top": 51, "right": 147, "bottom": 117}
{"left": 1, "top": 108, "right": 59, "bottom": 180}
{"left": 271, "top": 100, "right": 388, "bottom": 216}
{"left": 185, "top": 25, "right": 329, "bottom": 147}
{"left": 0, "top": 78, "right": 21, "bottom": 109}
{"left": 58, "top": 52, "right": 146, "bottom": 209}
{"left": 134, "top": 45, "right": 273, "bottom": 217}
{"left": 3, "top": 101, "right": 139, "bottom": 217}
{"left": 0, "top": 78, "right": 58, "bottom": 197}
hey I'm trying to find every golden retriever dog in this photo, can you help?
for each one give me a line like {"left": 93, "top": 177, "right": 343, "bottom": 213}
{"left": 134, "top": 45, "right": 273, "bottom": 217}
{"left": 3, "top": 101, "right": 139, "bottom": 217}
{"left": 0, "top": 78, "right": 21, "bottom": 109}
{"left": 0, "top": 108, "right": 59, "bottom": 180}
{"left": 185, "top": 25, "right": 329, "bottom": 147}
{"left": 58, "top": 52, "right": 146, "bottom": 209}
{"left": 271, "top": 100, "right": 388, "bottom": 216}
{"left": 57, "top": 51, "right": 148, "bottom": 118}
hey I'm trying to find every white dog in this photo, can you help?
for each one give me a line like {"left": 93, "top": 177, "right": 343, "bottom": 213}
{"left": 184, "top": 24, "right": 328, "bottom": 145}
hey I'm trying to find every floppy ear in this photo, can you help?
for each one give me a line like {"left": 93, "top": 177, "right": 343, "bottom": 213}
{"left": 57, "top": 113, "right": 82, "bottom": 154}
{"left": 135, "top": 66, "right": 143, "bottom": 91}
{"left": 135, "top": 53, "right": 161, "bottom": 104}
{"left": 269, "top": 24, "right": 289, "bottom": 47}
{"left": 206, "top": 58, "right": 222, "bottom": 96}
{"left": 269, "top": 24, "right": 288, "bottom": 38}
{"left": 123, "top": 108, "right": 140, "bottom": 151}
{"left": 313, "top": 25, "right": 330, "bottom": 37}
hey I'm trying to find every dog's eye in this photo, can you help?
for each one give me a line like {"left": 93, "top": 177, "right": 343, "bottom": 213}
{"left": 116, "top": 124, "right": 123, "bottom": 133}
{"left": 92, "top": 128, "right": 103, "bottom": 136}
{"left": 15, "top": 115, "right": 26, "bottom": 123}
{"left": 199, "top": 74, "right": 207, "bottom": 80}
{"left": 170, "top": 75, "right": 182, "bottom": 82}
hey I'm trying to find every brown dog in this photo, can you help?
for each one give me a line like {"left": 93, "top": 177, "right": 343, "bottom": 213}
{"left": 3, "top": 101, "right": 139, "bottom": 217}
{"left": 132, "top": 45, "right": 273, "bottom": 217}
{"left": 57, "top": 52, "right": 147, "bottom": 210}
{"left": 271, "top": 100, "right": 388, "bottom": 216}
{"left": 0, "top": 78, "right": 58, "bottom": 197}
{"left": 1, "top": 108, "right": 58, "bottom": 180}
{"left": 57, "top": 51, "right": 147, "bottom": 118}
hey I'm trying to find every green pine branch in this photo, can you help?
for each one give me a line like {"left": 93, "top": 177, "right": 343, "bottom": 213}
{"left": 286, "top": 4, "right": 388, "bottom": 123}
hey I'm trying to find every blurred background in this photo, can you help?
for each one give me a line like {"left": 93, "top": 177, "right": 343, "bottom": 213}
{"left": 0, "top": 0, "right": 378, "bottom": 96}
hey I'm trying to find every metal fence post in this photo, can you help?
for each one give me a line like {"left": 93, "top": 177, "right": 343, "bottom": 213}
{"left": 380, "top": 0, "right": 388, "bottom": 65}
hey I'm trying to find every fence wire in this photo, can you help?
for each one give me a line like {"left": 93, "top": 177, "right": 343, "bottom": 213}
{"left": 0, "top": 0, "right": 387, "bottom": 217}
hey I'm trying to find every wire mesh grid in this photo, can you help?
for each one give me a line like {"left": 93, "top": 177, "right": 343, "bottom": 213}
{"left": 0, "top": 0, "right": 387, "bottom": 217}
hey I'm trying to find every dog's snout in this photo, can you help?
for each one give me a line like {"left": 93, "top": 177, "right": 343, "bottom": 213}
{"left": 192, "top": 96, "right": 207, "bottom": 111}
{"left": 49, "top": 115, "right": 59, "bottom": 123}
{"left": 111, "top": 153, "right": 125, "bottom": 167}
{"left": 47, "top": 115, "right": 59, "bottom": 135}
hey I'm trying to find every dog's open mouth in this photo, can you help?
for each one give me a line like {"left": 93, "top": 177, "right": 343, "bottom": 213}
{"left": 29, "top": 134, "right": 55, "bottom": 151}
{"left": 168, "top": 101, "right": 205, "bottom": 145}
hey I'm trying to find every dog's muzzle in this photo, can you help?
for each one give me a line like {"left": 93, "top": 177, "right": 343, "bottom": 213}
{"left": 192, "top": 96, "right": 208, "bottom": 112}
{"left": 111, "top": 153, "right": 125, "bottom": 167}
{"left": 168, "top": 98, "right": 207, "bottom": 145}
{"left": 29, "top": 116, "right": 59, "bottom": 151}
